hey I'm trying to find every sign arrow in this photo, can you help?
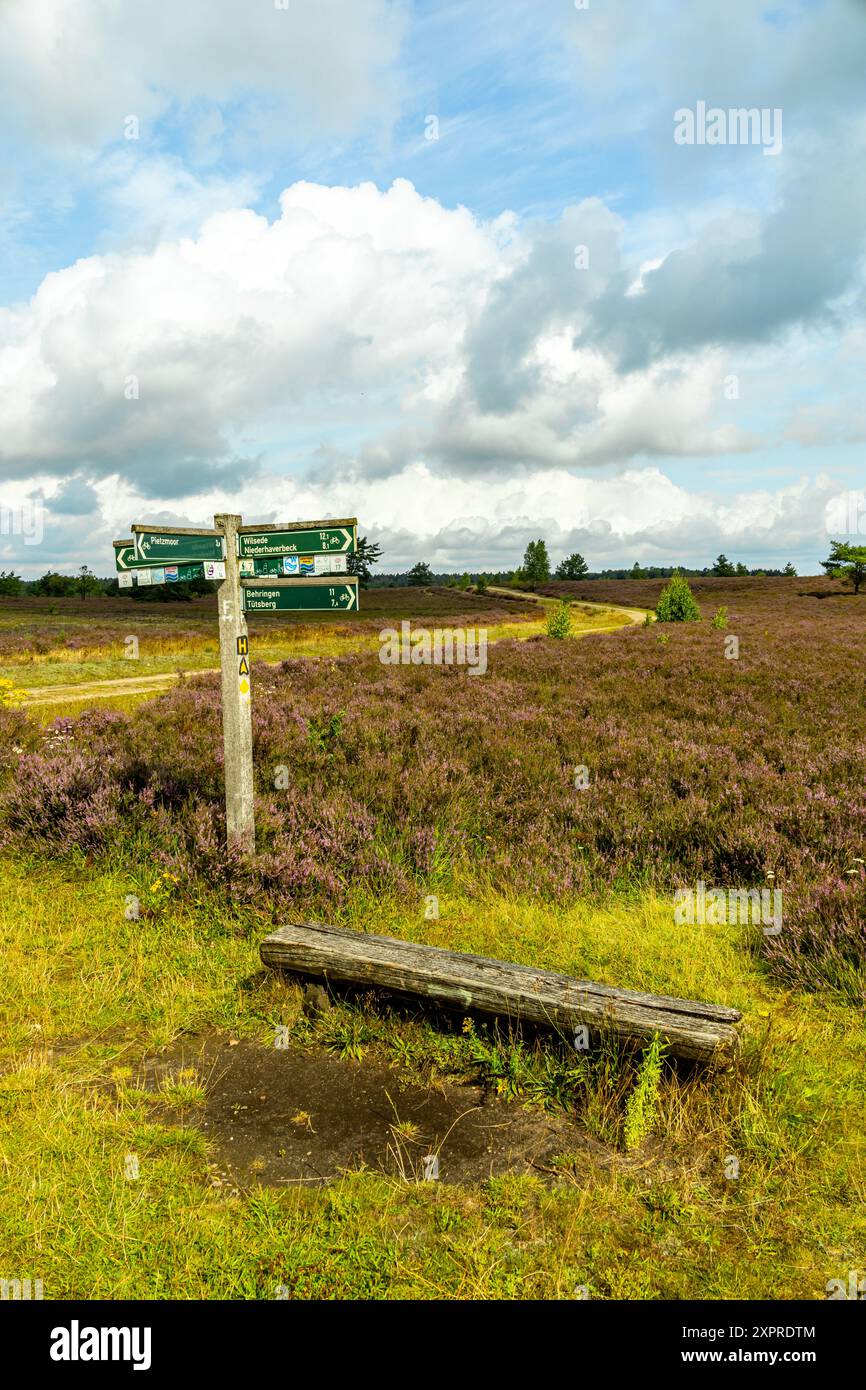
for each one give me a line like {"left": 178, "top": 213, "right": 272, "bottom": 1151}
{"left": 113, "top": 540, "right": 135, "bottom": 571}
{"left": 131, "top": 527, "right": 225, "bottom": 565}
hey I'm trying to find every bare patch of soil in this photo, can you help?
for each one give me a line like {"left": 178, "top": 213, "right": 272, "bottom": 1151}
{"left": 139, "top": 1033, "right": 586, "bottom": 1188}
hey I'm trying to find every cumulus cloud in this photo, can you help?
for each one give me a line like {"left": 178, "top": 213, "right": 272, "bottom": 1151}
{"left": 4, "top": 461, "right": 847, "bottom": 578}
{"left": 0, "top": 171, "right": 863, "bottom": 573}
{"left": 0, "top": 177, "right": 785, "bottom": 500}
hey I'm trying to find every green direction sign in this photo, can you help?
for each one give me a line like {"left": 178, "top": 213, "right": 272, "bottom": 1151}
{"left": 242, "top": 578, "right": 359, "bottom": 613}
{"left": 113, "top": 540, "right": 136, "bottom": 571}
{"left": 237, "top": 522, "right": 356, "bottom": 559}
{"left": 132, "top": 528, "right": 224, "bottom": 565}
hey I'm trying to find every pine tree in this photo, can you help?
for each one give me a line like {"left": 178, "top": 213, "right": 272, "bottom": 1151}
{"left": 655, "top": 572, "right": 701, "bottom": 622}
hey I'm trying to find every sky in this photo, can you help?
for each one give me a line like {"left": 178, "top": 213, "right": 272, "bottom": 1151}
{"left": 1, "top": 0, "right": 865, "bottom": 578}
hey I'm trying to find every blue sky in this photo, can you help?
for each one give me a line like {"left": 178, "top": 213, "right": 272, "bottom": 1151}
{"left": 0, "top": 0, "right": 865, "bottom": 575}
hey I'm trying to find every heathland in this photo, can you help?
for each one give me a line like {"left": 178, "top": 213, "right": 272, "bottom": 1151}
{"left": 0, "top": 576, "right": 863, "bottom": 1299}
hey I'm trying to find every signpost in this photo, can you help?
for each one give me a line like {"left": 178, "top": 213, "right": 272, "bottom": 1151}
{"left": 111, "top": 514, "right": 360, "bottom": 858}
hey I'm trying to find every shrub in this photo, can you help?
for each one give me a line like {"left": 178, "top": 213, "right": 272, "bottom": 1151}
{"left": 546, "top": 601, "right": 572, "bottom": 639}
{"left": 656, "top": 573, "right": 700, "bottom": 623}
{"left": 711, "top": 606, "right": 728, "bottom": 630}
{"left": 623, "top": 1036, "right": 666, "bottom": 1150}
{"left": 0, "top": 677, "right": 25, "bottom": 708}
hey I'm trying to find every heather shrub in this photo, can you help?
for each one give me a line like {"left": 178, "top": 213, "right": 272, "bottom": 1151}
{"left": 655, "top": 573, "right": 700, "bottom": 622}
{"left": 1, "top": 579, "right": 864, "bottom": 1000}
{"left": 762, "top": 870, "right": 866, "bottom": 1006}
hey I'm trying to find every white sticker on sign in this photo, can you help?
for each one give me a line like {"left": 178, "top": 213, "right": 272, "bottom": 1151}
{"left": 204, "top": 561, "right": 226, "bottom": 580}
{"left": 314, "top": 553, "right": 348, "bottom": 575}
{"left": 282, "top": 555, "right": 300, "bottom": 575}
{"left": 118, "top": 572, "right": 133, "bottom": 589}
{"left": 150, "top": 567, "right": 165, "bottom": 584}
{"left": 239, "top": 559, "right": 255, "bottom": 576}
{"left": 135, "top": 568, "right": 153, "bottom": 586}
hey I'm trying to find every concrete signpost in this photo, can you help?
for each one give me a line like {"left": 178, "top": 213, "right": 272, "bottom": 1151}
{"left": 111, "top": 514, "right": 359, "bottom": 856}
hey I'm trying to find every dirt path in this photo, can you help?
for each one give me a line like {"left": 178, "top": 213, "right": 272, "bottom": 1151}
{"left": 22, "top": 595, "right": 649, "bottom": 707}
{"left": 22, "top": 670, "right": 218, "bottom": 706}
{"left": 487, "top": 585, "right": 651, "bottom": 627}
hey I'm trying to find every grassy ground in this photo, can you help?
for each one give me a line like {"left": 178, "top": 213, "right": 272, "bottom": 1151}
{"left": 1, "top": 854, "right": 862, "bottom": 1299}
{"left": 2, "top": 578, "right": 862, "bottom": 1300}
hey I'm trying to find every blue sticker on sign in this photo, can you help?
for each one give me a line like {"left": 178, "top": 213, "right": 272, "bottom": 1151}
{"left": 165, "top": 565, "right": 179, "bottom": 582}
{"left": 282, "top": 555, "right": 300, "bottom": 575}
{"left": 299, "top": 555, "right": 315, "bottom": 576}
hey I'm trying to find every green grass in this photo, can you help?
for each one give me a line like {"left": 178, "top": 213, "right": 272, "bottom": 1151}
{"left": 1, "top": 854, "right": 863, "bottom": 1299}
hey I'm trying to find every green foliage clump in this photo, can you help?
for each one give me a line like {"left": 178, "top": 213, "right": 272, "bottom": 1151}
{"left": 623, "top": 1036, "right": 666, "bottom": 1150}
{"left": 0, "top": 570, "right": 24, "bottom": 597}
{"left": 822, "top": 540, "right": 866, "bottom": 594}
{"left": 308, "top": 711, "right": 344, "bottom": 754}
{"left": 711, "top": 606, "right": 728, "bottom": 630}
{"left": 655, "top": 573, "right": 700, "bottom": 623}
{"left": 406, "top": 562, "right": 434, "bottom": 587}
{"left": 555, "top": 551, "right": 588, "bottom": 580}
{"left": 522, "top": 539, "right": 551, "bottom": 583}
{"left": 546, "top": 600, "right": 572, "bottom": 639}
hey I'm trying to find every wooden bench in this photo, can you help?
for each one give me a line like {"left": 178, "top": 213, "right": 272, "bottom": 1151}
{"left": 260, "top": 922, "right": 741, "bottom": 1065}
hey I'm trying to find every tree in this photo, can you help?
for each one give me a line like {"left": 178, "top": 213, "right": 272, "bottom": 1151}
{"left": 347, "top": 535, "right": 382, "bottom": 588}
{"left": 713, "top": 554, "right": 736, "bottom": 577}
{"left": 458, "top": 572, "right": 471, "bottom": 590}
{"left": 655, "top": 572, "right": 701, "bottom": 623}
{"left": 735, "top": 562, "right": 749, "bottom": 575}
{"left": 546, "top": 600, "right": 572, "bottom": 639}
{"left": 475, "top": 573, "right": 488, "bottom": 594}
{"left": 0, "top": 570, "right": 24, "bottom": 596}
{"left": 555, "top": 552, "right": 588, "bottom": 580}
{"left": 522, "top": 539, "right": 551, "bottom": 583}
{"left": 822, "top": 541, "right": 866, "bottom": 594}
{"left": 783, "top": 562, "right": 797, "bottom": 577}
{"left": 407, "top": 561, "right": 434, "bottom": 587}
{"left": 32, "top": 571, "right": 79, "bottom": 597}
{"left": 77, "top": 564, "right": 101, "bottom": 599}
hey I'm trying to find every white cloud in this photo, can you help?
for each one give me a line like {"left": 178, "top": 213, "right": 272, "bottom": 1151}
{"left": 0, "top": 175, "right": 861, "bottom": 575}
{"left": 2, "top": 461, "right": 844, "bottom": 577}
{"left": 0, "top": 0, "right": 407, "bottom": 151}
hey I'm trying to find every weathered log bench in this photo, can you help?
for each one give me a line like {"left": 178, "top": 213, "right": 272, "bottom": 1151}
{"left": 260, "top": 922, "right": 741, "bottom": 1065}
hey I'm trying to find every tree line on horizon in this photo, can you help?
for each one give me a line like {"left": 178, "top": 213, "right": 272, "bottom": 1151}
{"left": 3, "top": 535, "right": 866, "bottom": 599}
{"left": 372, "top": 545, "right": 803, "bottom": 589}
